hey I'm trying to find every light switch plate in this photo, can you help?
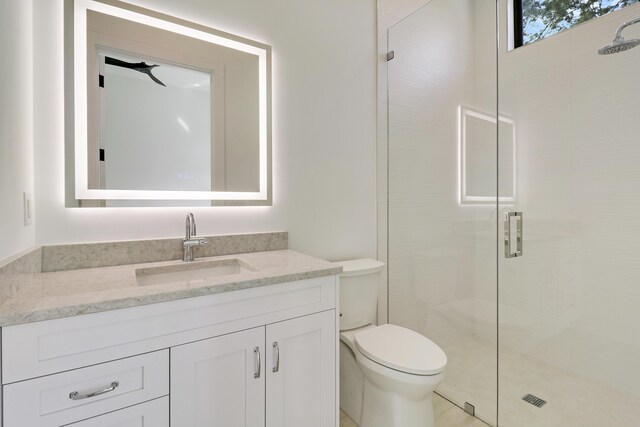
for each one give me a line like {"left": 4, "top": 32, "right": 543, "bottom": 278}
{"left": 23, "top": 192, "right": 32, "bottom": 226}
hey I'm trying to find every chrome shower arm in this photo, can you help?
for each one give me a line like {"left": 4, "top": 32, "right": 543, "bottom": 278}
{"left": 614, "top": 17, "right": 640, "bottom": 40}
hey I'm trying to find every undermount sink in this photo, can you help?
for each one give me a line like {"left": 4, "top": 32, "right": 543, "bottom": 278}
{"left": 135, "top": 258, "right": 258, "bottom": 286}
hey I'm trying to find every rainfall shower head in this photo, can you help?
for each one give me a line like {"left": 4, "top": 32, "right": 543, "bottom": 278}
{"left": 599, "top": 17, "right": 640, "bottom": 55}
{"left": 598, "top": 36, "right": 640, "bottom": 55}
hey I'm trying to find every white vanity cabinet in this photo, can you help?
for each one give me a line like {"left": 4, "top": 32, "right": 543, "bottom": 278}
{"left": 3, "top": 350, "right": 169, "bottom": 427}
{"left": 265, "top": 310, "right": 336, "bottom": 427}
{"left": 171, "top": 310, "right": 336, "bottom": 427}
{"left": 1, "top": 275, "right": 338, "bottom": 427}
{"left": 171, "top": 326, "right": 267, "bottom": 427}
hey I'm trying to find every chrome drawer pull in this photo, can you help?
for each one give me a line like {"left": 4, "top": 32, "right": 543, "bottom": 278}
{"left": 272, "top": 342, "right": 280, "bottom": 373}
{"left": 69, "top": 381, "right": 119, "bottom": 400}
{"left": 254, "top": 346, "right": 261, "bottom": 378}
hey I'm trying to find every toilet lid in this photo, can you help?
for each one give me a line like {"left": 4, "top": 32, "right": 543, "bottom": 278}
{"left": 354, "top": 324, "right": 447, "bottom": 375}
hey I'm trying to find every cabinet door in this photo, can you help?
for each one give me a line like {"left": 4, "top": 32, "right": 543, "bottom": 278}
{"left": 171, "top": 327, "right": 265, "bottom": 427}
{"left": 266, "top": 310, "right": 336, "bottom": 427}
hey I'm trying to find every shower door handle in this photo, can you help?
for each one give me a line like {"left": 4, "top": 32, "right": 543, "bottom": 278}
{"left": 504, "top": 211, "right": 523, "bottom": 258}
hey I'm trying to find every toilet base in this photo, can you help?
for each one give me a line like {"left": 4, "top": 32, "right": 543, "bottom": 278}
{"left": 357, "top": 351, "right": 443, "bottom": 427}
{"left": 340, "top": 340, "right": 363, "bottom": 424}
{"left": 360, "top": 382, "right": 435, "bottom": 427}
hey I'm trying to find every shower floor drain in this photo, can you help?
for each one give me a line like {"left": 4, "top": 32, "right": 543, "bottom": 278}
{"left": 522, "top": 393, "right": 547, "bottom": 408}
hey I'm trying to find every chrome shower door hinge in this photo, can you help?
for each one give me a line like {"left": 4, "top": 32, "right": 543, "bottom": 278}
{"left": 464, "top": 402, "right": 475, "bottom": 416}
{"left": 504, "top": 211, "right": 523, "bottom": 258}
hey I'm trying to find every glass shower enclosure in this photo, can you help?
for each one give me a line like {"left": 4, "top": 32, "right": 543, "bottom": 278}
{"left": 387, "top": 0, "right": 640, "bottom": 425}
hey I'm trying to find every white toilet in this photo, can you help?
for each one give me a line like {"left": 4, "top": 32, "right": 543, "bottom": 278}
{"left": 336, "top": 259, "right": 447, "bottom": 427}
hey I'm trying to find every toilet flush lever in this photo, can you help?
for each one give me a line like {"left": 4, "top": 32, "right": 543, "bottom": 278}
{"left": 504, "top": 212, "right": 523, "bottom": 258}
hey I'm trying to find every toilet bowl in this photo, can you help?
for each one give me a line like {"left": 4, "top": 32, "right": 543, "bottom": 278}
{"left": 335, "top": 259, "right": 447, "bottom": 427}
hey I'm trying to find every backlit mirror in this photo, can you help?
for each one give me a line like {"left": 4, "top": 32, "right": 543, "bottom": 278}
{"left": 69, "top": 0, "right": 271, "bottom": 206}
{"left": 459, "top": 106, "right": 516, "bottom": 205}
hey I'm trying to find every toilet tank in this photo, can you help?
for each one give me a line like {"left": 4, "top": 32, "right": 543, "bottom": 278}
{"left": 334, "top": 259, "right": 385, "bottom": 331}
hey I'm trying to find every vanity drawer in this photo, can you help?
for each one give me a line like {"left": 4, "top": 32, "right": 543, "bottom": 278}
{"left": 65, "top": 396, "right": 169, "bottom": 427}
{"left": 3, "top": 350, "right": 168, "bottom": 427}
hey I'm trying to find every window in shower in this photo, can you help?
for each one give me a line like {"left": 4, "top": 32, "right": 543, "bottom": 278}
{"left": 513, "top": 0, "right": 639, "bottom": 47}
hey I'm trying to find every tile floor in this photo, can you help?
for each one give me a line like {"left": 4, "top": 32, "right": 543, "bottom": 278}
{"left": 441, "top": 336, "right": 640, "bottom": 427}
{"left": 340, "top": 393, "right": 489, "bottom": 427}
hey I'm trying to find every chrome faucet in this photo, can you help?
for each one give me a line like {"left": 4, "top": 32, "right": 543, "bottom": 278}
{"left": 183, "top": 213, "right": 207, "bottom": 262}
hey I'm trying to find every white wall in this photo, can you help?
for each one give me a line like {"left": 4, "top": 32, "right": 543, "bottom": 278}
{"left": 0, "top": 0, "right": 35, "bottom": 262}
{"left": 32, "top": 0, "right": 377, "bottom": 261}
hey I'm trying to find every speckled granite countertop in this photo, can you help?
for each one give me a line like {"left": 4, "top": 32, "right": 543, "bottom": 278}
{"left": 0, "top": 249, "right": 341, "bottom": 327}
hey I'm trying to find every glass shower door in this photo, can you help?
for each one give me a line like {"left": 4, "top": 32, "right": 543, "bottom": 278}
{"left": 497, "top": 3, "right": 640, "bottom": 426}
{"left": 387, "top": 0, "right": 499, "bottom": 424}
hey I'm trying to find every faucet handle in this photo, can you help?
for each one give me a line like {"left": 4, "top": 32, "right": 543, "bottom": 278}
{"left": 183, "top": 238, "right": 207, "bottom": 247}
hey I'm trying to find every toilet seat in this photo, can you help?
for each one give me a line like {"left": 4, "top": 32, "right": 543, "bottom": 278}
{"left": 354, "top": 324, "right": 447, "bottom": 376}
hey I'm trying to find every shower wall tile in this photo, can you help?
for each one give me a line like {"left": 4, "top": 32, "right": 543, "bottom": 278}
{"left": 498, "top": 0, "right": 640, "bottom": 395}
{"left": 496, "top": 1, "right": 640, "bottom": 425}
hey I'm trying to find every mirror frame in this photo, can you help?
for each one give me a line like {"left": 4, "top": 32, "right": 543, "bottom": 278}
{"left": 70, "top": 0, "right": 272, "bottom": 204}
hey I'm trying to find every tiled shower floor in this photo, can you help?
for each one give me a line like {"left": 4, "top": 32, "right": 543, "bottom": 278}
{"left": 441, "top": 336, "right": 640, "bottom": 426}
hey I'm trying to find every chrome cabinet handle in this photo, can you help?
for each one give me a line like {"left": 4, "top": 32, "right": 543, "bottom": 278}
{"left": 254, "top": 346, "right": 261, "bottom": 378}
{"left": 272, "top": 342, "right": 280, "bottom": 373}
{"left": 69, "top": 381, "right": 119, "bottom": 400}
{"left": 504, "top": 211, "right": 523, "bottom": 258}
